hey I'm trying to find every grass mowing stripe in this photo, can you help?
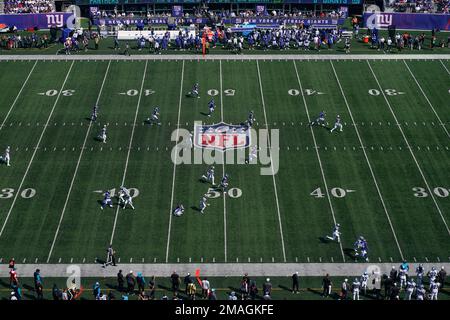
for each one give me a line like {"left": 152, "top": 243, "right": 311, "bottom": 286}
{"left": 0, "top": 61, "right": 37, "bottom": 132}
{"left": 403, "top": 60, "right": 450, "bottom": 138}
{"left": 439, "top": 60, "right": 450, "bottom": 75}
{"left": 109, "top": 60, "right": 149, "bottom": 248}
{"left": 0, "top": 60, "right": 75, "bottom": 238}
{"left": 256, "top": 60, "right": 286, "bottom": 263}
{"left": 46, "top": 61, "right": 112, "bottom": 263}
{"left": 293, "top": 61, "right": 346, "bottom": 262}
{"left": 219, "top": 60, "right": 228, "bottom": 262}
{"left": 165, "top": 60, "right": 185, "bottom": 263}
{"left": 330, "top": 60, "right": 405, "bottom": 260}
{"left": 367, "top": 60, "right": 450, "bottom": 237}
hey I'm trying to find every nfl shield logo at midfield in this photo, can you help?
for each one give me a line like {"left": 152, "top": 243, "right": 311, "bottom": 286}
{"left": 194, "top": 122, "right": 250, "bottom": 151}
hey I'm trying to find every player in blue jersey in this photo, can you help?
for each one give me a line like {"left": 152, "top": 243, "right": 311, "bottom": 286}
{"left": 147, "top": 107, "right": 161, "bottom": 126}
{"left": 201, "top": 166, "right": 215, "bottom": 185}
{"left": 310, "top": 111, "right": 326, "bottom": 127}
{"left": 173, "top": 204, "right": 185, "bottom": 217}
{"left": 91, "top": 105, "right": 98, "bottom": 122}
{"left": 207, "top": 99, "right": 215, "bottom": 117}
{"left": 246, "top": 111, "right": 256, "bottom": 128}
{"left": 219, "top": 174, "right": 229, "bottom": 195}
{"left": 100, "top": 191, "right": 113, "bottom": 210}
{"left": 354, "top": 236, "right": 369, "bottom": 262}
{"left": 330, "top": 115, "right": 343, "bottom": 133}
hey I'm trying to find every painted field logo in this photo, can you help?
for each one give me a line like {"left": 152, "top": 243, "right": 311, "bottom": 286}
{"left": 194, "top": 122, "right": 250, "bottom": 151}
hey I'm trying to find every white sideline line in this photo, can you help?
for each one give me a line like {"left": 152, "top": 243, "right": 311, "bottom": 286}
{"left": 367, "top": 61, "right": 450, "bottom": 236}
{"left": 403, "top": 60, "right": 450, "bottom": 139}
{"left": 0, "top": 61, "right": 38, "bottom": 132}
{"left": 256, "top": 60, "right": 287, "bottom": 262}
{"left": 109, "top": 60, "right": 148, "bottom": 246}
{"left": 46, "top": 61, "right": 112, "bottom": 263}
{"left": 439, "top": 60, "right": 450, "bottom": 76}
{"left": 165, "top": 60, "right": 185, "bottom": 263}
{"left": 219, "top": 60, "right": 228, "bottom": 262}
{"left": 330, "top": 61, "right": 404, "bottom": 260}
{"left": 293, "top": 61, "right": 346, "bottom": 262}
{"left": 0, "top": 61, "right": 75, "bottom": 237}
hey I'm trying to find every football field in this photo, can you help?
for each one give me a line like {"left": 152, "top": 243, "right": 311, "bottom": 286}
{"left": 0, "top": 56, "right": 449, "bottom": 267}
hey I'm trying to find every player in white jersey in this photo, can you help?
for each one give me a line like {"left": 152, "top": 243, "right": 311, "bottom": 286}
{"left": 405, "top": 279, "right": 416, "bottom": 300}
{"left": 326, "top": 224, "right": 341, "bottom": 243}
{"left": 201, "top": 166, "right": 215, "bottom": 185}
{"left": 173, "top": 204, "right": 185, "bottom": 217}
{"left": 330, "top": 115, "right": 343, "bottom": 133}
{"left": 428, "top": 266, "right": 438, "bottom": 289}
{"left": 199, "top": 196, "right": 208, "bottom": 213}
{"left": 0, "top": 146, "right": 11, "bottom": 166}
{"left": 246, "top": 145, "right": 258, "bottom": 164}
{"left": 430, "top": 281, "right": 440, "bottom": 300}
{"left": 119, "top": 186, "right": 135, "bottom": 210}
{"left": 98, "top": 125, "right": 107, "bottom": 143}
{"left": 360, "top": 271, "right": 369, "bottom": 295}
{"left": 147, "top": 107, "right": 161, "bottom": 125}
{"left": 352, "top": 278, "right": 361, "bottom": 300}
{"left": 399, "top": 270, "right": 407, "bottom": 289}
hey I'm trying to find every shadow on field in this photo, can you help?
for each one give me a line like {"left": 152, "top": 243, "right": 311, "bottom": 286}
{"left": 318, "top": 236, "right": 330, "bottom": 244}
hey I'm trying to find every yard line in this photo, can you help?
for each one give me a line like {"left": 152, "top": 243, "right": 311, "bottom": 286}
{"left": 439, "top": 60, "right": 450, "bottom": 76}
{"left": 256, "top": 60, "right": 286, "bottom": 262}
{"left": 109, "top": 60, "right": 148, "bottom": 246}
{"left": 293, "top": 61, "right": 345, "bottom": 262}
{"left": 367, "top": 61, "right": 450, "bottom": 236}
{"left": 330, "top": 61, "right": 404, "bottom": 260}
{"left": 403, "top": 60, "right": 449, "bottom": 138}
{"left": 0, "top": 61, "right": 75, "bottom": 238}
{"left": 219, "top": 60, "right": 227, "bottom": 262}
{"left": 165, "top": 60, "right": 185, "bottom": 263}
{"left": 0, "top": 61, "right": 38, "bottom": 131}
{"left": 46, "top": 61, "right": 112, "bottom": 263}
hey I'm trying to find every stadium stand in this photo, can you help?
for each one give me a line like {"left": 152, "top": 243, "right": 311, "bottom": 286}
{"left": 3, "top": 0, "right": 56, "bottom": 14}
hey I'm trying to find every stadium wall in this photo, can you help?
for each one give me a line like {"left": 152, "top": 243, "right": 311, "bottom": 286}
{"left": 363, "top": 12, "right": 450, "bottom": 31}
{"left": 0, "top": 12, "right": 73, "bottom": 30}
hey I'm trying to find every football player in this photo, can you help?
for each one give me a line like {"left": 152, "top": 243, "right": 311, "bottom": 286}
{"left": 310, "top": 111, "right": 326, "bottom": 127}
{"left": 91, "top": 105, "right": 98, "bottom": 122}
{"left": 405, "top": 278, "right": 416, "bottom": 301}
{"left": 188, "top": 83, "right": 200, "bottom": 98}
{"left": 173, "top": 204, "right": 185, "bottom": 217}
{"left": 326, "top": 224, "right": 341, "bottom": 243}
{"left": 201, "top": 166, "right": 215, "bottom": 185}
{"left": 430, "top": 281, "right": 440, "bottom": 300}
{"left": 147, "top": 107, "right": 161, "bottom": 126}
{"left": 416, "top": 263, "right": 424, "bottom": 286}
{"left": 416, "top": 284, "right": 426, "bottom": 300}
{"left": 219, "top": 174, "right": 229, "bottom": 195}
{"left": 360, "top": 271, "right": 369, "bottom": 295}
{"left": 354, "top": 236, "right": 369, "bottom": 262}
{"left": 119, "top": 186, "right": 135, "bottom": 210}
{"left": 207, "top": 99, "right": 215, "bottom": 117}
{"left": 352, "top": 278, "right": 361, "bottom": 300}
{"left": 0, "top": 146, "right": 11, "bottom": 166}
{"left": 330, "top": 115, "right": 343, "bottom": 133}
{"left": 98, "top": 125, "right": 107, "bottom": 143}
{"left": 246, "top": 145, "right": 258, "bottom": 164}
{"left": 199, "top": 196, "right": 208, "bottom": 213}
{"left": 100, "top": 190, "right": 113, "bottom": 210}
{"left": 246, "top": 111, "right": 256, "bottom": 128}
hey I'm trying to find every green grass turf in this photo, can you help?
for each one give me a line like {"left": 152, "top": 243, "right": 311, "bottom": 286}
{"left": 1, "top": 276, "right": 449, "bottom": 300}
{"left": 0, "top": 59, "right": 449, "bottom": 265}
{"left": 1, "top": 29, "right": 449, "bottom": 55}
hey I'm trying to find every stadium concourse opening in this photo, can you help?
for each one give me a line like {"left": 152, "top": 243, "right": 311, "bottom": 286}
{"left": 0, "top": 0, "right": 449, "bottom": 304}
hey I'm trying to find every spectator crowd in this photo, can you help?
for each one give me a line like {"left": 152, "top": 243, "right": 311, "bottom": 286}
{"left": 3, "top": 0, "right": 55, "bottom": 14}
